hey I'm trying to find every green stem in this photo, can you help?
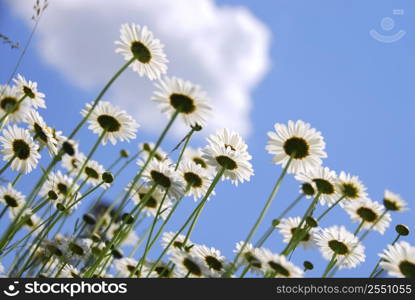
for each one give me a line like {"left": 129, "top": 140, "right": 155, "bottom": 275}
{"left": 174, "top": 128, "right": 194, "bottom": 171}
{"left": 11, "top": 172, "right": 22, "bottom": 186}
{"left": 0, "top": 94, "right": 27, "bottom": 125}
{"left": 322, "top": 254, "right": 337, "bottom": 278}
{"left": 66, "top": 58, "right": 134, "bottom": 141}
{"left": 227, "top": 157, "right": 294, "bottom": 276}
{"left": 281, "top": 192, "right": 321, "bottom": 256}
{"left": 0, "top": 156, "right": 15, "bottom": 176}
{"left": 369, "top": 234, "right": 400, "bottom": 278}
{"left": 317, "top": 195, "right": 346, "bottom": 221}
{"left": 134, "top": 189, "right": 170, "bottom": 276}
{"left": 146, "top": 168, "right": 225, "bottom": 277}
{"left": 255, "top": 193, "right": 304, "bottom": 248}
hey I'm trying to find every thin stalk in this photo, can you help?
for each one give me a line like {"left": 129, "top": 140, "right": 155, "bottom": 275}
{"left": 0, "top": 156, "right": 15, "bottom": 176}
{"left": 317, "top": 195, "right": 346, "bottom": 221}
{"left": 255, "top": 193, "right": 304, "bottom": 248}
{"left": 146, "top": 168, "right": 225, "bottom": 277}
{"left": 228, "top": 157, "right": 294, "bottom": 276}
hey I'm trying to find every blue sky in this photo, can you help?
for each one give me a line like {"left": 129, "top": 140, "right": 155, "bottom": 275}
{"left": 1, "top": 0, "right": 414, "bottom": 277}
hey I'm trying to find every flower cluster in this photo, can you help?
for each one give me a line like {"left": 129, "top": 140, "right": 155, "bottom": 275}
{"left": 0, "top": 23, "right": 411, "bottom": 279}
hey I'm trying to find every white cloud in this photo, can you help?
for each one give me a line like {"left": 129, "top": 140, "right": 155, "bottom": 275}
{"left": 8, "top": 0, "right": 270, "bottom": 137}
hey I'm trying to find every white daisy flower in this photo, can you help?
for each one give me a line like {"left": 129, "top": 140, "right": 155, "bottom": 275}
{"left": 0, "top": 262, "right": 4, "bottom": 274}
{"left": 24, "top": 110, "right": 58, "bottom": 156}
{"left": 61, "top": 152, "right": 86, "bottom": 174}
{"left": 0, "top": 125, "right": 40, "bottom": 174}
{"left": 266, "top": 120, "right": 327, "bottom": 174}
{"left": 295, "top": 166, "right": 340, "bottom": 206}
{"left": 193, "top": 244, "right": 226, "bottom": 276}
{"left": 59, "top": 138, "right": 79, "bottom": 157}
{"left": 299, "top": 182, "right": 316, "bottom": 199}
{"left": 277, "top": 217, "right": 318, "bottom": 249}
{"left": 383, "top": 189, "right": 408, "bottom": 212}
{"left": 137, "top": 142, "right": 170, "bottom": 166}
{"left": 40, "top": 171, "right": 81, "bottom": 213}
{"left": 57, "top": 264, "right": 81, "bottom": 278}
{"left": 152, "top": 77, "right": 211, "bottom": 127}
{"left": 203, "top": 129, "right": 254, "bottom": 185}
{"left": 179, "top": 160, "right": 213, "bottom": 201}
{"left": 130, "top": 184, "right": 172, "bottom": 219}
{"left": 170, "top": 251, "right": 208, "bottom": 278}
{"left": 9, "top": 208, "right": 43, "bottom": 233}
{"left": 184, "top": 146, "right": 213, "bottom": 174}
{"left": 314, "top": 225, "right": 365, "bottom": 269}
{"left": 379, "top": 241, "right": 415, "bottom": 278}
{"left": 142, "top": 262, "right": 176, "bottom": 278}
{"left": 0, "top": 183, "right": 26, "bottom": 213}
{"left": 13, "top": 74, "right": 46, "bottom": 109}
{"left": 61, "top": 237, "right": 92, "bottom": 262}
{"left": 161, "top": 231, "right": 192, "bottom": 254}
{"left": 113, "top": 257, "right": 140, "bottom": 277}
{"left": 106, "top": 223, "right": 138, "bottom": 247}
{"left": 115, "top": 23, "right": 168, "bottom": 80}
{"left": 344, "top": 198, "right": 391, "bottom": 234}
{"left": 81, "top": 159, "right": 110, "bottom": 189}
{"left": 81, "top": 101, "right": 139, "bottom": 145}
{"left": 0, "top": 84, "right": 31, "bottom": 125}
{"left": 337, "top": 171, "right": 368, "bottom": 201}
{"left": 141, "top": 159, "right": 184, "bottom": 200}
{"left": 233, "top": 241, "right": 264, "bottom": 274}
{"left": 261, "top": 249, "right": 304, "bottom": 278}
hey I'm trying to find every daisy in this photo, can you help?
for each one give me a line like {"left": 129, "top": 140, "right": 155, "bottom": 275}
{"left": 152, "top": 77, "right": 211, "bottom": 126}
{"left": 277, "top": 217, "right": 318, "bottom": 249}
{"left": 61, "top": 237, "right": 92, "bottom": 262}
{"left": 203, "top": 129, "right": 254, "bottom": 185}
{"left": 130, "top": 184, "right": 172, "bottom": 219}
{"left": 115, "top": 23, "right": 168, "bottom": 80}
{"left": 184, "top": 146, "right": 213, "bottom": 174}
{"left": 9, "top": 208, "right": 43, "bottom": 233}
{"left": 344, "top": 198, "right": 391, "bottom": 234}
{"left": 379, "top": 241, "right": 415, "bottom": 278}
{"left": 61, "top": 152, "right": 86, "bottom": 174}
{"left": 141, "top": 159, "right": 184, "bottom": 200}
{"left": 161, "top": 231, "right": 192, "bottom": 254}
{"left": 57, "top": 264, "right": 81, "bottom": 278}
{"left": 113, "top": 257, "right": 140, "bottom": 277}
{"left": 193, "top": 245, "right": 227, "bottom": 276}
{"left": 234, "top": 241, "right": 264, "bottom": 274}
{"left": 170, "top": 251, "right": 208, "bottom": 278}
{"left": 261, "top": 249, "right": 304, "bottom": 278}
{"left": 13, "top": 74, "right": 46, "bottom": 108}
{"left": 106, "top": 223, "right": 138, "bottom": 247}
{"left": 383, "top": 189, "right": 407, "bottom": 212}
{"left": 60, "top": 138, "right": 79, "bottom": 157}
{"left": 142, "top": 262, "right": 176, "bottom": 278}
{"left": 0, "top": 125, "right": 40, "bottom": 174}
{"left": 81, "top": 101, "right": 139, "bottom": 145}
{"left": 179, "top": 160, "right": 213, "bottom": 201}
{"left": 0, "top": 183, "right": 26, "bottom": 213}
{"left": 295, "top": 166, "right": 340, "bottom": 206}
{"left": 137, "top": 142, "right": 169, "bottom": 165}
{"left": 266, "top": 120, "right": 327, "bottom": 174}
{"left": 0, "top": 84, "right": 31, "bottom": 124}
{"left": 299, "top": 182, "right": 316, "bottom": 198}
{"left": 337, "top": 171, "right": 368, "bottom": 201}
{"left": 24, "top": 110, "right": 58, "bottom": 156}
{"left": 81, "top": 159, "right": 110, "bottom": 189}
{"left": 40, "top": 171, "right": 81, "bottom": 213}
{"left": 0, "top": 262, "right": 4, "bottom": 274}
{"left": 314, "top": 225, "right": 365, "bottom": 269}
